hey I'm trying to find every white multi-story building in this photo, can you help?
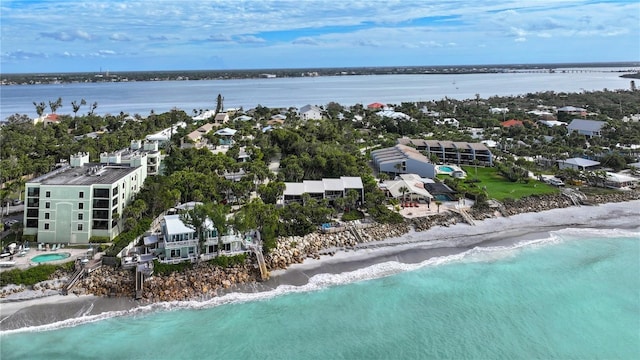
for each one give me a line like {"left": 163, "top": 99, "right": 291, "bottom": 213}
{"left": 23, "top": 141, "right": 162, "bottom": 244}
{"left": 157, "top": 213, "right": 251, "bottom": 264}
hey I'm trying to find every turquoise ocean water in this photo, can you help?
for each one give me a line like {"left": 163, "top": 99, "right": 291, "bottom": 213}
{"left": 2, "top": 227, "right": 639, "bottom": 359}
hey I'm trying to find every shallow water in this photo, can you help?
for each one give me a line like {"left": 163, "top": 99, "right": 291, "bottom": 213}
{"left": 2, "top": 227, "right": 638, "bottom": 359}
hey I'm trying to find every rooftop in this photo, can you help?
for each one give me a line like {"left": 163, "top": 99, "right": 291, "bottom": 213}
{"left": 28, "top": 163, "right": 139, "bottom": 186}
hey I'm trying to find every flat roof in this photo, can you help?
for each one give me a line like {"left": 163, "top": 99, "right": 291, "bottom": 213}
{"left": 28, "top": 164, "right": 139, "bottom": 186}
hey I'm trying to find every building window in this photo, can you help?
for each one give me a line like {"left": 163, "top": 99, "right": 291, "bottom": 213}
{"left": 79, "top": 191, "right": 84, "bottom": 198}
{"left": 78, "top": 213, "right": 83, "bottom": 220}
{"left": 45, "top": 191, "right": 51, "bottom": 198}
{"left": 78, "top": 224, "right": 83, "bottom": 231}
{"left": 44, "top": 223, "right": 50, "bottom": 230}
{"left": 27, "top": 187, "right": 40, "bottom": 197}
{"left": 44, "top": 212, "right": 50, "bottom": 220}
{"left": 45, "top": 202, "right": 50, "bottom": 209}
{"left": 79, "top": 203, "right": 84, "bottom": 210}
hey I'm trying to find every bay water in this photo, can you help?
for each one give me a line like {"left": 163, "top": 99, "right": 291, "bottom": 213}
{"left": 1, "top": 68, "right": 637, "bottom": 121}
{"left": 1, "top": 227, "right": 638, "bottom": 359}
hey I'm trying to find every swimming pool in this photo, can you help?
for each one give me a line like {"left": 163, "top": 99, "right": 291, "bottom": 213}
{"left": 31, "top": 252, "right": 71, "bottom": 263}
{"left": 438, "top": 166, "right": 455, "bottom": 173}
{"left": 433, "top": 194, "right": 453, "bottom": 201}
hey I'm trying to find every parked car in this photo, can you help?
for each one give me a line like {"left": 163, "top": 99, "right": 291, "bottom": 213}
{"left": 548, "top": 178, "right": 565, "bottom": 187}
{"left": 12, "top": 199, "right": 22, "bottom": 206}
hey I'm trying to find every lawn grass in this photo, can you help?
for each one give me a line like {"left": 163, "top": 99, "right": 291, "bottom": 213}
{"left": 460, "top": 166, "right": 560, "bottom": 201}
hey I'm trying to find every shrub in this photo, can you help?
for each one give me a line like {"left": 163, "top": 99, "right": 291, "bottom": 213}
{"left": 0, "top": 262, "right": 74, "bottom": 286}
{"left": 152, "top": 260, "right": 193, "bottom": 276}
{"left": 341, "top": 210, "right": 364, "bottom": 222}
{"left": 209, "top": 253, "right": 247, "bottom": 268}
{"left": 89, "top": 236, "right": 111, "bottom": 243}
{"left": 368, "top": 204, "right": 404, "bottom": 224}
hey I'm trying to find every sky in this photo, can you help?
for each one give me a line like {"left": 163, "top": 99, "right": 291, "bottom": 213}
{"left": 1, "top": 0, "right": 639, "bottom": 74}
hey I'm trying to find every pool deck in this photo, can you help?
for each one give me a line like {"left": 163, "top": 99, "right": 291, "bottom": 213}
{"left": 0, "top": 247, "right": 92, "bottom": 271}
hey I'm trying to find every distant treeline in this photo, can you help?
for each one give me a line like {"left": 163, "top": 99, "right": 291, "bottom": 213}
{"left": 2, "top": 62, "right": 639, "bottom": 85}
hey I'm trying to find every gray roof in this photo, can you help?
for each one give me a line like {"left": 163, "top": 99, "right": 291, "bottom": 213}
{"left": 28, "top": 164, "right": 139, "bottom": 186}
{"left": 567, "top": 119, "right": 605, "bottom": 132}
{"left": 284, "top": 177, "right": 363, "bottom": 196}
{"left": 559, "top": 158, "right": 600, "bottom": 167}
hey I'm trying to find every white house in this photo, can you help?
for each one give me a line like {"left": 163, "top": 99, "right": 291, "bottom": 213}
{"left": 158, "top": 213, "right": 250, "bottom": 264}
{"left": 299, "top": 105, "right": 323, "bottom": 121}
{"left": 434, "top": 118, "right": 459, "bottom": 127}
{"left": 557, "top": 158, "right": 600, "bottom": 171}
{"left": 567, "top": 119, "right": 605, "bottom": 137}
{"left": 282, "top": 177, "right": 364, "bottom": 205}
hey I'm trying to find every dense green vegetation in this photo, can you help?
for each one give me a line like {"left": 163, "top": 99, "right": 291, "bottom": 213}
{"left": 1, "top": 89, "right": 638, "bottom": 258}
{"left": 0, "top": 262, "right": 74, "bottom": 286}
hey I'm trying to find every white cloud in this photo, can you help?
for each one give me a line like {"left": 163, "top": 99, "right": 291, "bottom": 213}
{"left": 235, "top": 35, "right": 266, "bottom": 44}
{"left": 110, "top": 33, "right": 131, "bottom": 41}
{"left": 515, "top": 37, "right": 527, "bottom": 42}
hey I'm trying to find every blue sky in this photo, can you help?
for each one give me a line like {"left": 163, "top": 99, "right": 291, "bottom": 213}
{"left": 1, "top": 0, "right": 639, "bottom": 73}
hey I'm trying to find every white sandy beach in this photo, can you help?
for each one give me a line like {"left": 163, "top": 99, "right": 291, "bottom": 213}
{"left": 1, "top": 200, "right": 639, "bottom": 331}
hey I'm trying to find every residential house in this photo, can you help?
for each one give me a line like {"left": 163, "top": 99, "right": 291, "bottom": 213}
{"left": 214, "top": 112, "right": 230, "bottom": 126}
{"left": 489, "top": 107, "right": 509, "bottom": 114}
{"left": 567, "top": 119, "right": 605, "bottom": 137}
{"left": 434, "top": 118, "right": 459, "bottom": 127}
{"left": 233, "top": 115, "right": 253, "bottom": 122}
{"left": 558, "top": 158, "right": 600, "bottom": 171}
{"left": 367, "top": 102, "right": 386, "bottom": 110}
{"left": 500, "top": 119, "right": 524, "bottom": 128}
{"left": 396, "top": 138, "right": 494, "bottom": 166}
{"left": 181, "top": 123, "right": 215, "bottom": 148}
{"left": 377, "top": 109, "right": 412, "bottom": 121}
{"left": 371, "top": 144, "right": 436, "bottom": 178}
{"left": 282, "top": 177, "right": 364, "bottom": 206}
{"left": 158, "top": 212, "right": 251, "bottom": 264}
{"left": 557, "top": 106, "right": 587, "bottom": 117}
{"left": 267, "top": 114, "right": 286, "bottom": 126}
{"left": 538, "top": 120, "right": 567, "bottom": 127}
{"left": 299, "top": 105, "right": 323, "bottom": 121}
{"left": 214, "top": 127, "right": 237, "bottom": 145}
{"left": 380, "top": 174, "right": 434, "bottom": 203}
{"left": 604, "top": 172, "right": 638, "bottom": 189}
{"left": 192, "top": 110, "right": 216, "bottom": 121}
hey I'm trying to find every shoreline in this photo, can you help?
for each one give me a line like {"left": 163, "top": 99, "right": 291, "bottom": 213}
{"left": 1, "top": 199, "right": 638, "bottom": 332}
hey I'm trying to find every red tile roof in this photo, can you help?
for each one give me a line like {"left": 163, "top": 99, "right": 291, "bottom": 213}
{"left": 367, "top": 102, "right": 386, "bottom": 109}
{"left": 500, "top": 119, "right": 523, "bottom": 127}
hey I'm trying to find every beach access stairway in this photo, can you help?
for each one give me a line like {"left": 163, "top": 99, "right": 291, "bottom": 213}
{"left": 450, "top": 207, "right": 476, "bottom": 226}
{"left": 248, "top": 244, "right": 269, "bottom": 281}
{"left": 61, "top": 258, "right": 102, "bottom": 295}
{"left": 247, "top": 230, "right": 269, "bottom": 281}
{"left": 562, "top": 188, "right": 588, "bottom": 206}
{"left": 348, "top": 226, "right": 365, "bottom": 243}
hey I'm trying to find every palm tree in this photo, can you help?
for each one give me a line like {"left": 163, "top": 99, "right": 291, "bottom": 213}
{"left": 435, "top": 200, "right": 443, "bottom": 213}
{"left": 33, "top": 101, "right": 46, "bottom": 118}
{"left": 71, "top": 99, "right": 86, "bottom": 118}
{"left": 48, "top": 97, "right": 63, "bottom": 114}
{"left": 398, "top": 186, "right": 409, "bottom": 208}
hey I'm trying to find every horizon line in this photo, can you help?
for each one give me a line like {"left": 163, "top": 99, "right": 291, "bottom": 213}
{"left": 2, "top": 61, "right": 639, "bottom": 76}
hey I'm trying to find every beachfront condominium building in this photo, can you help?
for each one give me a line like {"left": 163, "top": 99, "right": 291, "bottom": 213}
{"left": 396, "top": 139, "right": 493, "bottom": 166}
{"left": 371, "top": 144, "right": 437, "bottom": 178}
{"left": 23, "top": 141, "right": 161, "bottom": 244}
{"left": 282, "top": 177, "right": 364, "bottom": 205}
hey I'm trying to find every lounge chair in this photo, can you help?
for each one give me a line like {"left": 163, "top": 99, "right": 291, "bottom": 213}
{"left": 38, "top": 243, "right": 43, "bottom": 251}
{"left": 52, "top": 244, "right": 58, "bottom": 251}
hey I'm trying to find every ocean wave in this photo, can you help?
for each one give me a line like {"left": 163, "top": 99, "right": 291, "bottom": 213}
{"left": 3, "top": 227, "right": 636, "bottom": 335}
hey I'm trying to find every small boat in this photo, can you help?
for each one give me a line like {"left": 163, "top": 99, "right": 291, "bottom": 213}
{"left": 0, "top": 261, "right": 16, "bottom": 267}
